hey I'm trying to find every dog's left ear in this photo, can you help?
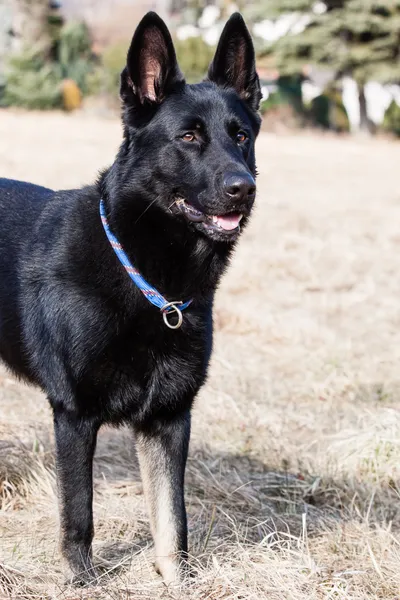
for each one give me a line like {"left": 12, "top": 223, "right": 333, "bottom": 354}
{"left": 121, "top": 11, "right": 184, "bottom": 105}
{"left": 207, "top": 13, "right": 261, "bottom": 111}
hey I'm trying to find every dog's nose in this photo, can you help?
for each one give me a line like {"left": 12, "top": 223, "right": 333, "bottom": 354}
{"left": 223, "top": 172, "right": 256, "bottom": 202}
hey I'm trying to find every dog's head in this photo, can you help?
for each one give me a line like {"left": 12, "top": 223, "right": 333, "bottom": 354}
{"left": 117, "top": 11, "right": 261, "bottom": 243}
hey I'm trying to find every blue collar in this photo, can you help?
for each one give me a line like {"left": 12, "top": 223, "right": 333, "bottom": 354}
{"left": 100, "top": 199, "right": 192, "bottom": 329}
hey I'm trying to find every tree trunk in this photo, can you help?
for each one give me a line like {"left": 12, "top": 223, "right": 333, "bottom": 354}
{"left": 358, "top": 82, "right": 371, "bottom": 134}
{"left": 10, "top": 0, "right": 51, "bottom": 53}
{"left": 0, "top": 1, "right": 14, "bottom": 75}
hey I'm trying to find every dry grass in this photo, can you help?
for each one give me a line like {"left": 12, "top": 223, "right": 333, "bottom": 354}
{"left": 0, "top": 109, "right": 400, "bottom": 599}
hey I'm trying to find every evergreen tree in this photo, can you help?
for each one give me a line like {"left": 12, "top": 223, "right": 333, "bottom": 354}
{"left": 259, "top": 0, "right": 400, "bottom": 132}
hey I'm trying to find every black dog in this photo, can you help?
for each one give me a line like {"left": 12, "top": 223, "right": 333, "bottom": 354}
{"left": 0, "top": 12, "right": 261, "bottom": 584}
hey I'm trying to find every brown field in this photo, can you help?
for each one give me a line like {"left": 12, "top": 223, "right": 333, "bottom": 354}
{"left": 0, "top": 109, "right": 400, "bottom": 599}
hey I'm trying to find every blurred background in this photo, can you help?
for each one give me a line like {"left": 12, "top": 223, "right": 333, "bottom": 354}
{"left": 0, "top": 0, "right": 399, "bottom": 135}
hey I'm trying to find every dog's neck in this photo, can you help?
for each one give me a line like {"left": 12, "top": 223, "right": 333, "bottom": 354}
{"left": 99, "top": 174, "right": 234, "bottom": 304}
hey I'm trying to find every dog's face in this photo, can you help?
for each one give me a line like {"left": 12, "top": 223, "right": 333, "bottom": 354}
{"left": 118, "top": 12, "right": 261, "bottom": 243}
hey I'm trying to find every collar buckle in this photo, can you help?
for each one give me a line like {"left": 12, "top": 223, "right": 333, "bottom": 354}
{"left": 161, "top": 301, "right": 184, "bottom": 329}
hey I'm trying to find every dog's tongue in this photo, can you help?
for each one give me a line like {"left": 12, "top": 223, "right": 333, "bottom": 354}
{"left": 214, "top": 213, "right": 242, "bottom": 231}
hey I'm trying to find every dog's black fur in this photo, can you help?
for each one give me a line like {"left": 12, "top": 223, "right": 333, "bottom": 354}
{"left": 0, "top": 12, "right": 261, "bottom": 583}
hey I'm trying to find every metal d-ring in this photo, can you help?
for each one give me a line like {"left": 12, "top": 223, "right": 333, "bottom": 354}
{"left": 161, "top": 301, "right": 183, "bottom": 329}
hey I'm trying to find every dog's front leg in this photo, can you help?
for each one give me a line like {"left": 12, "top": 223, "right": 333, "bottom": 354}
{"left": 53, "top": 407, "right": 100, "bottom": 585}
{"left": 134, "top": 411, "right": 191, "bottom": 584}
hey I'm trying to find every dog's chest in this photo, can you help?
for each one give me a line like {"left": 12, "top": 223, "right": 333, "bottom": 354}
{"left": 84, "top": 316, "right": 212, "bottom": 424}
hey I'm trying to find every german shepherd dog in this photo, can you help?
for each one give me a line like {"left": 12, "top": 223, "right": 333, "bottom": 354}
{"left": 0, "top": 12, "right": 261, "bottom": 584}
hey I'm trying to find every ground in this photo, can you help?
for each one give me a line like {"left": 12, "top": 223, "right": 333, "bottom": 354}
{"left": 0, "top": 109, "right": 400, "bottom": 599}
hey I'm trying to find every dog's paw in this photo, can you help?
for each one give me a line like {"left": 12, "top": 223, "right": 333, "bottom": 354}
{"left": 155, "top": 557, "right": 191, "bottom": 586}
{"left": 63, "top": 563, "right": 99, "bottom": 587}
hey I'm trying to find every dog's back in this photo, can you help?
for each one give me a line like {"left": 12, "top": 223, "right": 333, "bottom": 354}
{"left": 0, "top": 179, "right": 53, "bottom": 378}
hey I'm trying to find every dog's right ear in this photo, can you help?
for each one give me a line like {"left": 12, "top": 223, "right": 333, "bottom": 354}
{"left": 120, "top": 12, "right": 184, "bottom": 106}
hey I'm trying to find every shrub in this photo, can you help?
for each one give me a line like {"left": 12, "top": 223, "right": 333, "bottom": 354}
{"left": 382, "top": 100, "right": 400, "bottom": 137}
{"left": 174, "top": 36, "right": 215, "bottom": 82}
{"left": 310, "top": 87, "right": 350, "bottom": 132}
{"left": 278, "top": 75, "right": 304, "bottom": 115}
{"left": 3, "top": 49, "right": 62, "bottom": 110}
{"left": 260, "top": 90, "right": 286, "bottom": 115}
{"left": 85, "top": 42, "right": 126, "bottom": 99}
{"left": 260, "top": 76, "right": 306, "bottom": 130}
{"left": 3, "top": 21, "right": 94, "bottom": 110}
{"left": 101, "top": 42, "right": 126, "bottom": 94}
{"left": 57, "top": 21, "right": 93, "bottom": 94}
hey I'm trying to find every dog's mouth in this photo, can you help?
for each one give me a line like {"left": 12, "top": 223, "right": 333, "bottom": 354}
{"left": 174, "top": 199, "right": 244, "bottom": 234}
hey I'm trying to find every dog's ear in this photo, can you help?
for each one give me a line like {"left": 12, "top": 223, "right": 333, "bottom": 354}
{"left": 207, "top": 13, "right": 261, "bottom": 111}
{"left": 121, "top": 12, "right": 184, "bottom": 105}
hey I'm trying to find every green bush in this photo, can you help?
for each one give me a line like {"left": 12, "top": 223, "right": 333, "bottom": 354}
{"left": 382, "top": 100, "right": 400, "bottom": 137}
{"left": 101, "top": 42, "right": 126, "bottom": 93}
{"left": 3, "top": 48, "right": 62, "bottom": 109}
{"left": 277, "top": 75, "right": 304, "bottom": 115}
{"left": 85, "top": 42, "right": 126, "bottom": 98}
{"left": 260, "top": 76, "right": 306, "bottom": 130}
{"left": 58, "top": 22, "right": 91, "bottom": 64}
{"left": 260, "top": 90, "right": 286, "bottom": 115}
{"left": 309, "top": 94, "right": 330, "bottom": 128}
{"left": 57, "top": 21, "right": 93, "bottom": 93}
{"left": 261, "top": 75, "right": 305, "bottom": 116}
{"left": 174, "top": 36, "right": 215, "bottom": 82}
{"left": 310, "top": 88, "right": 350, "bottom": 132}
{"left": 3, "top": 20, "right": 94, "bottom": 110}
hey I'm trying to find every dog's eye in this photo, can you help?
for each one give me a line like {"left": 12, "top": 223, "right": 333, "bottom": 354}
{"left": 182, "top": 132, "right": 195, "bottom": 142}
{"left": 236, "top": 131, "right": 247, "bottom": 144}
